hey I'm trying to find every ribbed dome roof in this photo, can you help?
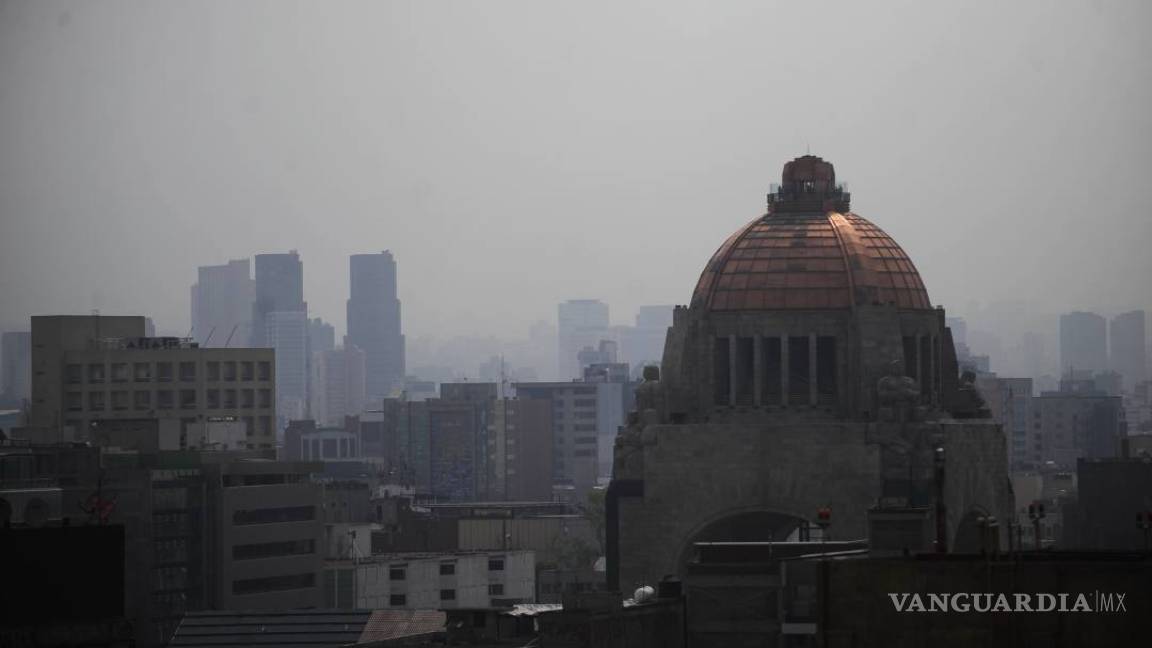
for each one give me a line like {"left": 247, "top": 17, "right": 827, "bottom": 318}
{"left": 690, "top": 210, "right": 932, "bottom": 311}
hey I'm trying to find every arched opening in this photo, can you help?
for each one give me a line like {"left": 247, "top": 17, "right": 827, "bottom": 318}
{"left": 679, "top": 509, "right": 814, "bottom": 570}
{"left": 953, "top": 508, "right": 999, "bottom": 553}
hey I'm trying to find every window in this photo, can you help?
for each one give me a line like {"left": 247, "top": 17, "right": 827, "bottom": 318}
{"left": 65, "top": 364, "right": 82, "bottom": 384}
{"left": 574, "top": 411, "right": 596, "bottom": 419}
{"left": 241, "top": 389, "right": 254, "bottom": 408}
{"left": 241, "top": 361, "right": 254, "bottom": 381}
{"left": 178, "top": 362, "right": 196, "bottom": 382}
{"left": 713, "top": 337, "right": 730, "bottom": 405}
{"left": 111, "top": 390, "right": 129, "bottom": 411}
{"left": 575, "top": 436, "right": 596, "bottom": 444}
{"left": 258, "top": 361, "right": 271, "bottom": 381}
{"left": 156, "top": 362, "right": 174, "bottom": 382}
{"left": 207, "top": 389, "right": 220, "bottom": 409}
{"left": 573, "top": 398, "right": 596, "bottom": 407}
{"left": 439, "top": 562, "right": 456, "bottom": 576}
{"left": 232, "top": 506, "right": 315, "bottom": 525}
{"left": 88, "top": 364, "right": 105, "bottom": 384}
{"left": 156, "top": 390, "right": 173, "bottom": 409}
{"left": 389, "top": 565, "right": 407, "bottom": 581}
{"left": 574, "top": 449, "right": 596, "bottom": 457}
{"left": 488, "top": 583, "right": 504, "bottom": 596}
{"left": 232, "top": 572, "right": 315, "bottom": 596}
{"left": 232, "top": 539, "right": 316, "bottom": 561}
{"left": 133, "top": 362, "right": 152, "bottom": 382}
{"left": 134, "top": 390, "right": 151, "bottom": 409}
{"left": 88, "top": 391, "right": 105, "bottom": 411}
{"left": 223, "top": 389, "right": 237, "bottom": 409}
{"left": 258, "top": 388, "right": 272, "bottom": 408}
{"left": 389, "top": 594, "right": 407, "bottom": 607}
{"left": 207, "top": 361, "right": 220, "bottom": 381}
{"left": 440, "top": 589, "right": 456, "bottom": 601}
{"left": 244, "top": 416, "right": 255, "bottom": 437}
{"left": 65, "top": 392, "right": 82, "bottom": 411}
{"left": 260, "top": 416, "right": 273, "bottom": 437}
{"left": 488, "top": 557, "right": 504, "bottom": 572}
{"left": 788, "top": 336, "right": 810, "bottom": 404}
{"left": 223, "top": 362, "right": 236, "bottom": 381}
{"left": 180, "top": 389, "right": 197, "bottom": 409}
{"left": 762, "top": 336, "right": 782, "bottom": 405}
{"left": 573, "top": 424, "right": 595, "bottom": 432}
{"left": 107, "top": 363, "right": 128, "bottom": 383}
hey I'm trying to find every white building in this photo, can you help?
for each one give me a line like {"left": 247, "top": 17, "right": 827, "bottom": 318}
{"left": 323, "top": 550, "right": 535, "bottom": 610}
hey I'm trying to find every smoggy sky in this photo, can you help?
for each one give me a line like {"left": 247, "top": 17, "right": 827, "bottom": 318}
{"left": 1, "top": 0, "right": 1150, "bottom": 342}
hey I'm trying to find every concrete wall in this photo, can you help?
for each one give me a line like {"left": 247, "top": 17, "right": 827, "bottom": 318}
{"left": 348, "top": 550, "right": 535, "bottom": 609}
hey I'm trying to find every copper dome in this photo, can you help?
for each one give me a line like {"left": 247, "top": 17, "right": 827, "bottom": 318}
{"left": 690, "top": 157, "right": 931, "bottom": 311}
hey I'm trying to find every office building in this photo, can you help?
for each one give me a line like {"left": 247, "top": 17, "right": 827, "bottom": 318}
{"left": 1110, "top": 310, "right": 1147, "bottom": 393}
{"left": 266, "top": 310, "right": 308, "bottom": 424}
{"left": 1, "top": 330, "right": 31, "bottom": 405}
{"left": 190, "top": 259, "right": 254, "bottom": 348}
{"left": 26, "top": 315, "right": 276, "bottom": 447}
{"left": 1034, "top": 379, "right": 1126, "bottom": 469}
{"left": 1060, "top": 311, "right": 1107, "bottom": 376}
{"left": 558, "top": 300, "right": 610, "bottom": 380}
{"left": 311, "top": 344, "right": 367, "bottom": 427}
{"left": 347, "top": 252, "right": 405, "bottom": 401}
{"left": 251, "top": 251, "right": 305, "bottom": 347}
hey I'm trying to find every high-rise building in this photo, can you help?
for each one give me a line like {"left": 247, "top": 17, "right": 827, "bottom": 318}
{"left": 1, "top": 331, "right": 32, "bottom": 405}
{"left": 617, "top": 305, "right": 674, "bottom": 371}
{"left": 191, "top": 259, "right": 254, "bottom": 348}
{"left": 310, "top": 343, "right": 367, "bottom": 427}
{"left": 347, "top": 252, "right": 405, "bottom": 401}
{"left": 266, "top": 310, "right": 308, "bottom": 425}
{"left": 308, "top": 317, "right": 336, "bottom": 355}
{"left": 251, "top": 252, "right": 305, "bottom": 347}
{"left": 1035, "top": 380, "right": 1126, "bottom": 468}
{"left": 975, "top": 375, "right": 1034, "bottom": 469}
{"left": 1060, "top": 311, "right": 1107, "bottom": 376}
{"left": 557, "top": 300, "right": 610, "bottom": 380}
{"left": 1109, "top": 310, "right": 1147, "bottom": 393}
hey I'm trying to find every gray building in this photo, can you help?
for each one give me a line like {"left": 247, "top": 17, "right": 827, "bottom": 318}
{"left": 347, "top": 251, "right": 405, "bottom": 401}
{"left": 251, "top": 251, "right": 305, "bottom": 347}
{"left": 190, "top": 259, "right": 254, "bottom": 348}
{"left": 975, "top": 375, "right": 1034, "bottom": 469}
{"left": 1, "top": 330, "right": 31, "bottom": 405}
{"left": 1110, "top": 310, "right": 1147, "bottom": 393}
{"left": 1060, "top": 311, "right": 1107, "bottom": 376}
{"left": 1035, "top": 379, "right": 1126, "bottom": 469}
{"left": 26, "top": 315, "right": 276, "bottom": 448}
{"left": 558, "top": 300, "right": 610, "bottom": 380}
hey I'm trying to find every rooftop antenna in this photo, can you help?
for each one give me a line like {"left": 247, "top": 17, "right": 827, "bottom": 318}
{"left": 202, "top": 326, "right": 217, "bottom": 347}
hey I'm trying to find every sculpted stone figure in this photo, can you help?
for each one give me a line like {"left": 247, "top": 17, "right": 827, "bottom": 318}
{"left": 951, "top": 370, "right": 991, "bottom": 418}
{"left": 634, "top": 365, "right": 664, "bottom": 425}
{"left": 878, "top": 360, "right": 920, "bottom": 406}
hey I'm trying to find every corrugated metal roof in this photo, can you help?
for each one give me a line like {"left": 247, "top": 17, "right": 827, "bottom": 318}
{"left": 170, "top": 610, "right": 371, "bottom": 648}
{"left": 358, "top": 609, "right": 445, "bottom": 642}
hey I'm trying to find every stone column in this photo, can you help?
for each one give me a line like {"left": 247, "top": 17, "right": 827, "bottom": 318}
{"left": 781, "top": 335, "right": 790, "bottom": 406}
{"left": 753, "top": 335, "right": 763, "bottom": 407}
{"left": 728, "top": 334, "right": 738, "bottom": 407}
{"left": 809, "top": 333, "right": 818, "bottom": 406}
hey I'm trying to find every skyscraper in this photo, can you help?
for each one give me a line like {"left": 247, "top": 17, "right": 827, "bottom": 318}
{"left": 557, "top": 299, "right": 610, "bottom": 380}
{"left": 252, "top": 252, "right": 307, "bottom": 427}
{"left": 251, "top": 251, "right": 305, "bottom": 347}
{"left": 347, "top": 252, "right": 405, "bottom": 402}
{"left": 190, "top": 259, "right": 254, "bottom": 348}
{"left": 1060, "top": 311, "right": 1107, "bottom": 376}
{"left": 1, "top": 331, "right": 32, "bottom": 405}
{"left": 1110, "top": 310, "right": 1148, "bottom": 392}
{"left": 310, "top": 342, "right": 367, "bottom": 427}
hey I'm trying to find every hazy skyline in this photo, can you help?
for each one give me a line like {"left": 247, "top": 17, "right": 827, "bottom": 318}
{"left": 2, "top": 0, "right": 1150, "bottom": 342}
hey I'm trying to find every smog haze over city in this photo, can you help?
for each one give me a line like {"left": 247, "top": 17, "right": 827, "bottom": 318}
{"left": 2, "top": 0, "right": 1150, "bottom": 374}
{"left": 3, "top": 2, "right": 1152, "bottom": 646}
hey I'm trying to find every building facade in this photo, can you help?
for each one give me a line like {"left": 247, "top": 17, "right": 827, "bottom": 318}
{"left": 558, "top": 300, "right": 610, "bottom": 380}
{"left": 324, "top": 550, "right": 535, "bottom": 610}
{"left": 347, "top": 251, "right": 405, "bottom": 401}
{"left": 1060, "top": 311, "right": 1107, "bottom": 377}
{"left": 27, "top": 316, "right": 276, "bottom": 448}
{"left": 310, "top": 344, "right": 367, "bottom": 427}
{"left": 1110, "top": 310, "right": 1147, "bottom": 393}
{"left": 190, "top": 259, "right": 254, "bottom": 348}
{"left": 610, "top": 155, "right": 1014, "bottom": 595}
{"left": 1, "top": 330, "right": 31, "bottom": 406}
